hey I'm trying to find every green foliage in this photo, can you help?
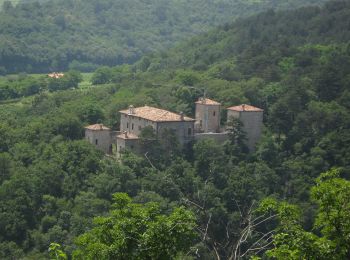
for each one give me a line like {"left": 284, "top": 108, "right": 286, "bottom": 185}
{"left": 259, "top": 169, "right": 350, "bottom": 259}
{"left": 73, "top": 193, "right": 197, "bottom": 260}
{"left": 0, "top": 1, "right": 350, "bottom": 259}
{"left": 0, "top": 0, "right": 327, "bottom": 73}
{"left": 0, "top": 71, "right": 82, "bottom": 101}
{"left": 91, "top": 67, "right": 113, "bottom": 85}
{"left": 48, "top": 243, "right": 67, "bottom": 260}
{"left": 225, "top": 116, "right": 249, "bottom": 158}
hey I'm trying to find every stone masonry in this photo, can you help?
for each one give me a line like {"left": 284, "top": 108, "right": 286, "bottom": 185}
{"left": 85, "top": 98, "right": 264, "bottom": 156}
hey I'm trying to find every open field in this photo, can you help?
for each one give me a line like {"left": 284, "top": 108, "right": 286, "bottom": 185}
{"left": 0, "top": 72, "right": 93, "bottom": 88}
{"left": 79, "top": 73, "right": 93, "bottom": 89}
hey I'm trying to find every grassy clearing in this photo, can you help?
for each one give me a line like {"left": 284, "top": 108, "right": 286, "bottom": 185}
{"left": 79, "top": 73, "right": 93, "bottom": 89}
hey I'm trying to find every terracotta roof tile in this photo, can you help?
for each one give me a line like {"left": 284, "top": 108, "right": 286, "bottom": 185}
{"left": 85, "top": 124, "right": 110, "bottom": 130}
{"left": 227, "top": 104, "right": 263, "bottom": 112}
{"left": 195, "top": 98, "right": 221, "bottom": 105}
{"left": 48, "top": 72, "right": 65, "bottom": 79}
{"left": 120, "top": 106, "right": 195, "bottom": 122}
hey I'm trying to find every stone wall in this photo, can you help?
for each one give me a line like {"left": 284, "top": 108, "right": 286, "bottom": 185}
{"left": 120, "top": 114, "right": 157, "bottom": 136}
{"left": 194, "top": 132, "right": 229, "bottom": 144}
{"left": 227, "top": 110, "right": 263, "bottom": 151}
{"left": 116, "top": 136, "right": 141, "bottom": 158}
{"left": 157, "top": 121, "right": 195, "bottom": 145}
{"left": 85, "top": 129, "right": 114, "bottom": 154}
{"left": 195, "top": 103, "right": 221, "bottom": 133}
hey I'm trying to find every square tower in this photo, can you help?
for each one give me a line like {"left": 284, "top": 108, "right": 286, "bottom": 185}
{"left": 195, "top": 98, "right": 221, "bottom": 133}
{"left": 227, "top": 104, "right": 263, "bottom": 152}
{"left": 85, "top": 124, "right": 113, "bottom": 154}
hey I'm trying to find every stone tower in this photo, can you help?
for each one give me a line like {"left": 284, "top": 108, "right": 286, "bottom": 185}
{"left": 226, "top": 104, "right": 263, "bottom": 152}
{"left": 85, "top": 124, "right": 113, "bottom": 154}
{"left": 195, "top": 98, "right": 221, "bottom": 133}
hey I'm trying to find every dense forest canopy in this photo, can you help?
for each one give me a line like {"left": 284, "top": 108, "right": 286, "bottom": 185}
{"left": 1, "top": 0, "right": 350, "bottom": 259}
{"left": 144, "top": 0, "right": 350, "bottom": 73}
{"left": 0, "top": 0, "right": 326, "bottom": 73}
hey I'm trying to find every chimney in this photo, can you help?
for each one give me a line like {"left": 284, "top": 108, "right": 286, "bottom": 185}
{"left": 124, "top": 131, "right": 128, "bottom": 138}
{"left": 99, "top": 124, "right": 103, "bottom": 130}
{"left": 180, "top": 112, "right": 184, "bottom": 121}
{"left": 242, "top": 104, "right": 246, "bottom": 111}
{"left": 128, "top": 105, "right": 135, "bottom": 115}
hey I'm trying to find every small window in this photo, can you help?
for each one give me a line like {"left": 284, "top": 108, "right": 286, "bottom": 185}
{"left": 125, "top": 114, "right": 127, "bottom": 118}
{"left": 213, "top": 111, "right": 216, "bottom": 116}
{"left": 132, "top": 123, "right": 134, "bottom": 130}
{"left": 95, "top": 139, "right": 98, "bottom": 145}
{"left": 188, "top": 128, "right": 192, "bottom": 135}
{"left": 200, "top": 120, "right": 202, "bottom": 127}
{"left": 130, "top": 145, "right": 134, "bottom": 149}
{"left": 127, "top": 123, "right": 129, "bottom": 128}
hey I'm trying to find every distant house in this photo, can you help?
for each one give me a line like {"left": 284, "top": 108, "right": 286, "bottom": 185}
{"left": 47, "top": 72, "right": 65, "bottom": 79}
{"left": 84, "top": 99, "right": 264, "bottom": 156}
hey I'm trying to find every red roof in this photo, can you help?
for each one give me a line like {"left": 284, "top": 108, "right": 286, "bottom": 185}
{"left": 85, "top": 124, "right": 110, "bottom": 130}
{"left": 227, "top": 104, "right": 263, "bottom": 112}
{"left": 195, "top": 98, "right": 221, "bottom": 105}
{"left": 48, "top": 72, "right": 64, "bottom": 79}
{"left": 120, "top": 106, "right": 195, "bottom": 122}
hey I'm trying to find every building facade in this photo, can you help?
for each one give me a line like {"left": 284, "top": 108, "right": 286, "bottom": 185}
{"left": 117, "top": 105, "right": 195, "bottom": 156}
{"left": 85, "top": 100, "right": 264, "bottom": 156}
{"left": 84, "top": 124, "right": 115, "bottom": 154}
{"left": 195, "top": 98, "right": 221, "bottom": 133}
{"left": 227, "top": 104, "right": 264, "bottom": 152}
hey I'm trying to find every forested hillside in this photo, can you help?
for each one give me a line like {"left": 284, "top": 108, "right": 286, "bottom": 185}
{"left": 0, "top": 0, "right": 325, "bottom": 73}
{"left": 145, "top": 0, "right": 350, "bottom": 72}
{"left": 1, "top": 0, "right": 350, "bottom": 259}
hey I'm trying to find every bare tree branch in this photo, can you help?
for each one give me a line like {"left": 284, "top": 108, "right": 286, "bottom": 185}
{"left": 144, "top": 152, "right": 156, "bottom": 169}
{"left": 203, "top": 213, "right": 212, "bottom": 241}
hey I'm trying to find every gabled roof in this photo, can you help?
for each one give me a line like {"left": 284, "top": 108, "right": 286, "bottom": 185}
{"left": 227, "top": 104, "right": 263, "bottom": 112}
{"left": 85, "top": 124, "right": 110, "bottom": 130}
{"left": 119, "top": 106, "right": 195, "bottom": 122}
{"left": 195, "top": 98, "right": 221, "bottom": 105}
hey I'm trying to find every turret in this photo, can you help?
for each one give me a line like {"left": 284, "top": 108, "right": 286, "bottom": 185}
{"left": 226, "top": 104, "right": 263, "bottom": 152}
{"left": 195, "top": 98, "right": 221, "bottom": 133}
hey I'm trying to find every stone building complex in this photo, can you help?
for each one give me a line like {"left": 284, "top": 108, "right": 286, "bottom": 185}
{"left": 85, "top": 98, "right": 263, "bottom": 156}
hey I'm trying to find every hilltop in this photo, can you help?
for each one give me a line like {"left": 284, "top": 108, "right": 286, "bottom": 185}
{"left": 0, "top": 0, "right": 326, "bottom": 73}
{"left": 145, "top": 0, "right": 350, "bottom": 74}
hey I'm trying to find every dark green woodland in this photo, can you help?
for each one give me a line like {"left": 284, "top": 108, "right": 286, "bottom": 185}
{"left": 0, "top": 0, "right": 326, "bottom": 73}
{"left": 0, "top": 0, "right": 350, "bottom": 259}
